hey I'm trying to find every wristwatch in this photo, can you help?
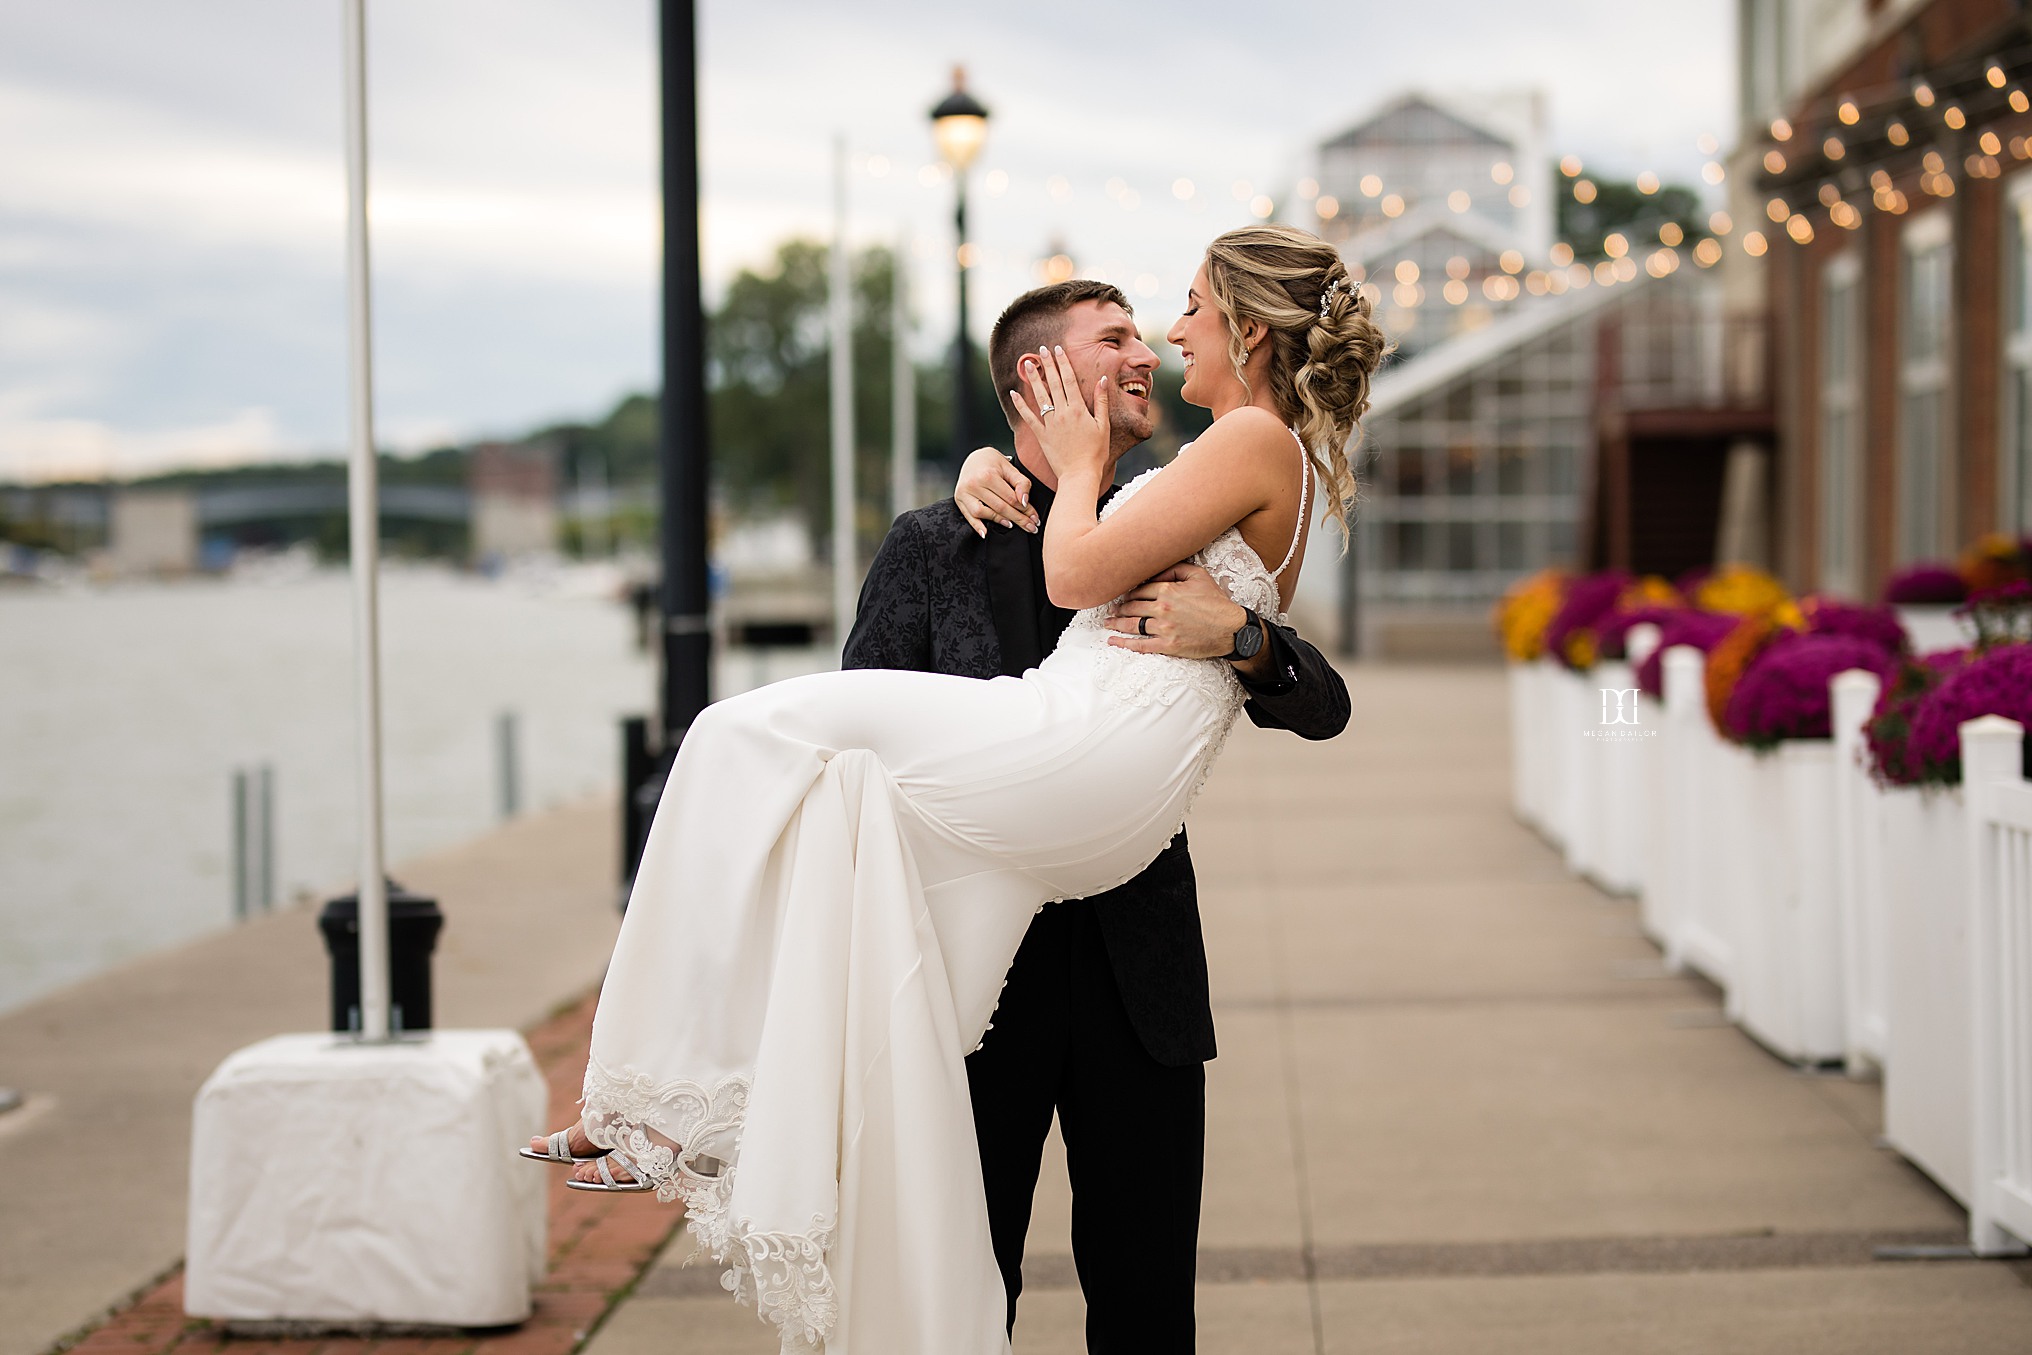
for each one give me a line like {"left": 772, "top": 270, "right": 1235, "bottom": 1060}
{"left": 1224, "top": 608, "right": 1265, "bottom": 662}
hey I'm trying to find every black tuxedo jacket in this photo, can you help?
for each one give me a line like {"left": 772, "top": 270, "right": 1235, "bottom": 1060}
{"left": 841, "top": 474, "right": 1350, "bottom": 1066}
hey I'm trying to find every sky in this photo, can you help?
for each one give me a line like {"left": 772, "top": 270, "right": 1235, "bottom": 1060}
{"left": 0, "top": 0, "right": 1736, "bottom": 482}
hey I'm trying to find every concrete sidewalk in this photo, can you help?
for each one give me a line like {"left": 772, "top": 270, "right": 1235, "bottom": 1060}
{"left": 0, "top": 798, "right": 624, "bottom": 1355}
{"left": 588, "top": 664, "right": 2032, "bottom": 1354}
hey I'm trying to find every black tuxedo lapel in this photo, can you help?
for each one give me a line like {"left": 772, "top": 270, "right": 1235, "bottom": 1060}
{"left": 983, "top": 524, "right": 1043, "bottom": 677}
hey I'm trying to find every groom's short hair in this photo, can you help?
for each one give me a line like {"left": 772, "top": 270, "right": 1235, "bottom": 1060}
{"left": 989, "top": 280, "right": 1132, "bottom": 429}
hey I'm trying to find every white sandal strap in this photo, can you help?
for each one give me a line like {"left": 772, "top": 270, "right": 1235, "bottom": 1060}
{"left": 549, "top": 1130, "right": 574, "bottom": 1160}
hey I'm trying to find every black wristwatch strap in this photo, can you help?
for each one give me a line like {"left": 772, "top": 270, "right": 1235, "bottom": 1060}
{"left": 1225, "top": 608, "right": 1265, "bottom": 661}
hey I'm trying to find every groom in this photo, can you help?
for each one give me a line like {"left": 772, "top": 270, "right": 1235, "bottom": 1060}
{"left": 843, "top": 279, "right": 1349, "bottom": 1351}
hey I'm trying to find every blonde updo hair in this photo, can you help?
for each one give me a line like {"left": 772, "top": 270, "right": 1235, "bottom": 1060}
{"left": 1202, "top": 224, "right": 1390, "bottom": 538}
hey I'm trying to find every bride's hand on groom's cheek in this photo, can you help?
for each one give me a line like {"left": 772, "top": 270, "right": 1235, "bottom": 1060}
{"left": 1103, "top": 563, "right": 1245, "bottom": 660}
{"left": 1010, "top": 346, "right": 1108, "bottom": 483}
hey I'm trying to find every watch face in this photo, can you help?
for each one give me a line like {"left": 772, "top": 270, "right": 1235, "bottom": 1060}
{"left": 1236, "top": 619, "right": 1263, "bottom": 658}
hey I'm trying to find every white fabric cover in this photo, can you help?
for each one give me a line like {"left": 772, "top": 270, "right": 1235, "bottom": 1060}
{"left": 185, "top": 1029, "right": 546, "bottom": 1327}
{"left": 581, "top": 456, "right": 1293, "bottom": 1352}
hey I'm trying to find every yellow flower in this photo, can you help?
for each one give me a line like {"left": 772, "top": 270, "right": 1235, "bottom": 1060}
{"left": 1492, "top": 569, "right": 1568, "bottom": 662}
{"left": 1694, "top": 564, "right": 1790, "bottom": 618}
{"left": 1564, "top": 630, "right": 1599, "bottom": 671}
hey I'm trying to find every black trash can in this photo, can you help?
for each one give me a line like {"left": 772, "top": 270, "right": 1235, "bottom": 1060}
{"left": 318, "top": 881, "right": 444, "bottom": 1034}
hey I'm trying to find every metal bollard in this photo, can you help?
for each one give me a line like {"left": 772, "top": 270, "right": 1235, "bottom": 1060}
{"left": 231, "top": 764, "right": 277, "bottom": 920}
{"left": 231, "top": 769, "right": 249, "bottom": 921}
{"left": 496, "top": 711, "right": 520, "bottom": 820}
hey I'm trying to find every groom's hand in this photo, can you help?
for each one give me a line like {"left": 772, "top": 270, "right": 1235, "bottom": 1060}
{"left": 1105, "top": 563, "right": 1273, "bottom": 679}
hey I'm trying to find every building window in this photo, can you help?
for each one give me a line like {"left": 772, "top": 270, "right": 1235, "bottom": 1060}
{"left": 1820, "top": 251, "right": 1862, "bottom": 596}
{"left": 1898, "top": 211, "right": 1953, "bottom": 563}
{"left": 2006, "top": 174, "right": 2032, "bottom": 536}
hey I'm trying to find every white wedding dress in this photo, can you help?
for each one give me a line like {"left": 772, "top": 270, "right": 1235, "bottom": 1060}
{"left": 579, "top": 440, "right": 1308, "bottom": 1354}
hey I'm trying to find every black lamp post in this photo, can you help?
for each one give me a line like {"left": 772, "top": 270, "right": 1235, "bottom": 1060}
{"left": 930, "top": 68, "right": 989, "bottom": 463}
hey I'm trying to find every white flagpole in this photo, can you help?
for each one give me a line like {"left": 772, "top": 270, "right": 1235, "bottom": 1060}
{"left": 891, "top": 226, "right": 916, "bottom": 518}
{"left": 830, "top": 136, "right": 856, "bottom": 642}
{"left": 342, "top": 0, "right": 390, "bottom": 1042}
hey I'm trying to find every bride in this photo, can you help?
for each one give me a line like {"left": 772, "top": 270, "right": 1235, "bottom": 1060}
{"left": 527, "top": 224, "right": 1385, "bottom": 1353}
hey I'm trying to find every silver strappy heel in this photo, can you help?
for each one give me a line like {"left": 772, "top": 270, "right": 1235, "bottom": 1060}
{"left": 519, "top": 1128, "right": 601, "bottom": 1164}
{"left": 564, "top": 1147, "right": 654, "bottom": 1193}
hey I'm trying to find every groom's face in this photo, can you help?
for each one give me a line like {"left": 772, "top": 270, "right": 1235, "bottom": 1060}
{"left": 1038, "top": 299, "right": 1159, "bottom": 453}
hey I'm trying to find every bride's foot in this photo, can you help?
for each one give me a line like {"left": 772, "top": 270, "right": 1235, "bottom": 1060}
{"left": 566, "top": 1146, "right": 655, "bottom": 1193}
{"left": 523, "top": 1123, "right": 600, "bottom": 1163}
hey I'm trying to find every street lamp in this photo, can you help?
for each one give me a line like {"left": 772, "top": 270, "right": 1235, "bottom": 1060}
{"left": 931, "top": 67, "right": 989, "bottom": 464}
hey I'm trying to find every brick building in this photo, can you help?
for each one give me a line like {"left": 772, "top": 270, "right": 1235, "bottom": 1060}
{"left": 1743, "top": 0, "right": 2032, "bottom": 598}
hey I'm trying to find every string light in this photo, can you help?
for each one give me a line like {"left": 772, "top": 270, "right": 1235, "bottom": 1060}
{"left": 1703, "top": 161, "right": 1726, "bottom": 184}
{"left": 1603, "top": 232, "right": 1629, "bottom": 259}
{"left": 1316, "top": 195, "right": 1340, "bottom": 220}
{"left": 1838, "top": 98, "right": 1860, "bottom": 124}
{"left": 1694, "top": 238, "right": 1723, "bottom": 267}
{"left": 1785, "top": 214, "right": 1814, "bottom": 244}
{"left": 1447, "top": 190, "right": 1471, "bottom": 212}
{"left": 1831, "top": 201, "right": 1861, "bottom": 229}
{"left": 1944, "top": 104, "right": 1967, "bottom": 130}
{"left": 1499, "top": 250, "right": 1524, "bottom": 274}
{"left": 1764, "top": 149, "right": 1788, "bottom": 173}
{"left": 1636, "top": 171, "right": 1661, "bottom": 194}
{"left": 1914, "top": 82, "right": 1936, "bottom": 107}
{"left": 1888, "top": 120, "right": 1910, "bottom": 146}
{"left": 1988, "top": 62, "right": 2008, "bottom": 88}
{"left": 1491, "top": 161, "right": 1514, "bottom": 184}
{"left": 1359, "top": 174, "right": 1382, "bottom": 197}
{"left": 1771, "top": 118, "right": 1793, "bottom": 141}
{"left": 1823, "top": 136, "right": 1845, "bottom": 160}
{"left": 1573, "top": 179, "right": 1598, "bottom": 204}
{"left": 1524, "top": 270, "right": 1550, "bottom": 296}
{"left": 1697, "top": 132, "right": 1720, "bottom": 155}
{"left": 1445, "top": 255, "right": 1471, "bottom": 280}
{"left": 1709, "top": 210, "right": 1733, "bottom": 235}
{"left": 1443, "top": 279, "right": 1468, "bottom": 305}
{"left": 1395, "top": 260, "right": 1420, "bottom": 284}
{"left": 1550, "top": 242, "right": 1575, "bottom": 266}
{"left": 1593, "top": 260, "right": 1616, "bottom": 285}
{"left": 1659, "top": 221, "right": 1684, "bottom": 246}
{"left": 1818, "top": 182, "right": 1842, "bottom": 207}
{"left": 2014, "top": 90, "right": 2031, "bottom": 114}
{"left": 1380, "top": 193, "right": 1405, "bottom": 218}
{"left": 1173, "top": 177, "right": 1195, "bottom": 199}
{"left": 1744, "top": 230, "right": 1769, "bottom": 257}
{"left": 1559, "top": 154, "right": 1583, "bottom": 177}
{"left": 1766, "top": 197, "right": 1791, "bottom": 223}
{"left": 1981, "top": 130, "right": 2004, "bottom": 155}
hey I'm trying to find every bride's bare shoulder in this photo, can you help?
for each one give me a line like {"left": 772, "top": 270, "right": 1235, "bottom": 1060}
{"left": 1179, "top": 406, "right": 1293, "bottom": 473}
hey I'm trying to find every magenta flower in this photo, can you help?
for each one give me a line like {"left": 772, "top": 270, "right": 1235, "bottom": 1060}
{"left": 1903, "top": 642, "right": 2032, "bottom": 785}
{"left": 1883, "top": 564, "right": 1969, "bottom": 605}
{"left": 1800, "top": 597, "right": 1906, "bottom": 653}
{"left": 1723, "top": 632, "right": 1900, "bottom": 748}
{"left": 1543, "top": 571, "right": 1630, "bottom": 671}
{"left": 1634, "top": 609, "right": 1742, "bottom": 697}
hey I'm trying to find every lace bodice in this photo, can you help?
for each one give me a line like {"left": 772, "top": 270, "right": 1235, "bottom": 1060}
{"left": 1058, "top": 436, "right": 1301, "bottom": 716}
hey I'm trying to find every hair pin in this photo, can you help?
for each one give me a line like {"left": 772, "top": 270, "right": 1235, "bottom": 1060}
{"left": 1318, "top": 277, "right": 1346, "bottom": 319}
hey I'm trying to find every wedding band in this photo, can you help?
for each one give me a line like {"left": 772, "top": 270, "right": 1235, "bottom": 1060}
{"left": 1039, "top": 402, "right": 1054, "bottom": 414}
{"left": 1138, "top": 616, "right": 1150, "bottom": 636}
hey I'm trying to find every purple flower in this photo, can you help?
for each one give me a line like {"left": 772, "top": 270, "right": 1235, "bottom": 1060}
{"left": 1800, "top": 597, "right": 1906, "bottom": 653}
{"left": 1634, "top": 609, "right": 1742, "bottom": 697}
{"left": 1723, "top": 632, "right": 1900, "bottom": 747}
{"left": 1598, "top": 604, "right": 1679, "bottom": 661}
{"left": 1904, "top": 642, "right": 2032, "bottom": 784}
{"left": 1883, "top": 564, "right": 1969, "bottom": 605}
{"left": 1543, "top": 571, "right": 1630, "bottom": 670}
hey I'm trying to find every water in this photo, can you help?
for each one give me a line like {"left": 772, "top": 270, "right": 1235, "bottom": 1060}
{"left": 0, "top": 565, "right": 831, "bottom": 1016}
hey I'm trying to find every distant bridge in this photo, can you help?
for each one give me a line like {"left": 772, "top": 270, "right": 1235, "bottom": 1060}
{"left": 196, "top": 484, "right": 471, "bottom": 526}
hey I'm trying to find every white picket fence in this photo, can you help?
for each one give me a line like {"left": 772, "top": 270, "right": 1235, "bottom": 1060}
{"left": 1507, "top": 647, "right": 2031, "bottom": 1255}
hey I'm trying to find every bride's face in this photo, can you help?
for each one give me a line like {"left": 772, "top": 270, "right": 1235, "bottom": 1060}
{"left": 1166, "top": 262, "right": 1231, "bottom": 410}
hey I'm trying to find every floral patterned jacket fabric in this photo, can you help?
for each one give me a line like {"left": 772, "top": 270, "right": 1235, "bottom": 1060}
{"left": 843, "top": 495, "right": 1350, "bottom": 1066}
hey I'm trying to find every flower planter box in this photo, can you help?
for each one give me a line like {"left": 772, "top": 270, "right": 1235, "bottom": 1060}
{"left": 1880, "top": 782, "right": 1973, "bottom": 1206}
{"left": 1587, "top": 659, "right": 1650, "bottom": 896}
{"left": 1964, "top": 716, "right": 2032, "bottom": 1255}
{"left": 1831, "top": 671, "right": 1889, "bottom": 1072}
{"left": 1894, "top": 604, "right": 1969, "bottom": 653}
{"left": 1729, "top": 740, "right": 1846, "bottom": 1064}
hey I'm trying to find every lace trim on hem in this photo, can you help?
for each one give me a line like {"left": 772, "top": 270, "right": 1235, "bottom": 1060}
{"left": 581, "top": 1061, "right": 838, "bottom": 1353}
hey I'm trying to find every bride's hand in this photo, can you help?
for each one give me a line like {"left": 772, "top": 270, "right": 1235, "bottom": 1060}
{"left": 1010, "top": 345, "right": 1110, "bottom": 486}
{"left": 953, "top": 447, "right": 1038, "bottom": 537}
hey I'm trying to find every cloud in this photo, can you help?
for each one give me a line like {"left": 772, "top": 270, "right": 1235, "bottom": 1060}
{"left": 0, "top": 401, "right": 289, "bottom": 482}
